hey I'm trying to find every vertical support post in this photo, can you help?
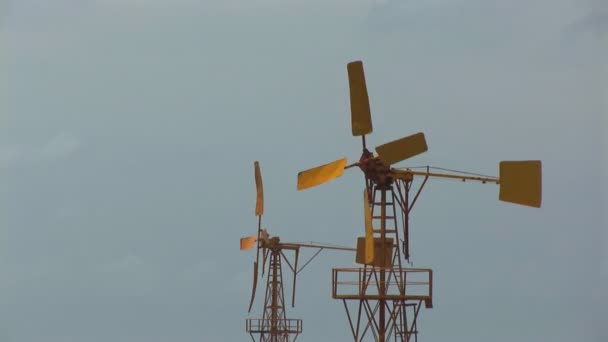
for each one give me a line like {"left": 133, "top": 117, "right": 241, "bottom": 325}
{"left": 379, "top": 188, "right": 387, "bottom": 342}
{"left": 404, "top": 181, "right": 410, "bottom": 261}
{"left": 271, "top": 250, "right": 278, "bottom": 341}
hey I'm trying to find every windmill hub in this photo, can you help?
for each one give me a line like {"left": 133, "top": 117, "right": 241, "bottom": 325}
{"left": 260, "top": 236, "right": 281, "bottom": 249}
{"left": 357, "top": 153, "right": 395, "bottom": 188}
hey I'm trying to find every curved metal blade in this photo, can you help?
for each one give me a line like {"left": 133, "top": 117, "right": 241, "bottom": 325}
{"left": 254, "top": 161, "right": 264, "bottom": 216}
{"left": 261, "top": 249, "right": 268, "bottom": 276}
{"left": 250, "top": 161, "right": 263, "bottom": 312}
{"left": 348, "top": 61, "right": 373, "bottom": 137}
{"left": 498, "top": 160, "right": 542, "bottom": 208}
{"left": 240, "top": 235, "right": 257, "bottom": 251}
{"left": 297, "top": 158, "right": 348, "bottom": 191}
{"left": 255, "top": 218, "right": 262, "bottom": 274}
{"left": 375, "top": 132, "right": 428, "bottom": 166}
{"left": 363, "top": 189, "right": 375, "bottom": 264}
{"left": 247, "top": 261, "right": 259, "bottom": 313}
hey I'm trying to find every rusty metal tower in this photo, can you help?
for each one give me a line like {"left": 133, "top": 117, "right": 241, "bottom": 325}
{"left": 241, "top": 161, "right": 357, "bottom": 342}
{"left": 295, "top": 61, "right": 542, "bottom": 341}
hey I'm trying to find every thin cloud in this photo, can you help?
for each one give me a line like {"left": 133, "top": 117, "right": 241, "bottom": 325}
{"left": 95, "top": 0, "right": 369, "bottom": 12}
{"left": 571, "top": 11, "right": 608, "bottom": 36}
{"left": 0, "top": 133, "right": 82, "bottom": 167}
{"left": 40, "top": 133, "right": 82, "bottom": 161}
{"left": 95, "top": 0, "right": 198, "bottom": 9}
{"left": 0, "top": 145, "right": 23, "bottom": 167}
{"left": 99, "top": 255, "right": 143, "bottom": 273}
{"left": 560, "top": 0, "right": 608, "bottom": 42}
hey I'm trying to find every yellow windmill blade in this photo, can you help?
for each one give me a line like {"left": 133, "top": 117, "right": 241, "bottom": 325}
{"left": 297, "top": 158, "right": 348, "bottom": 191}
{"left": 363, "top": 189, "right": 375, "bottom": 264}
{"left": 498, "top": 160, "right": 542, "bottom": 208}
{"left": 240, "top": 235, "right": 258, "bottom": 251}
{"left": 348, "top": 61, "right": 373, "bottom": 136}
{"left": 254, "top": 161, "right": 264, "bottom": 216}
{"left": 375, "top": 132, "right": 428, "bottom": 166}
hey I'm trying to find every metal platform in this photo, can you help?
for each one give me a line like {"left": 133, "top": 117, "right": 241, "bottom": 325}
{"left": 246, "top": 318, "right": 303, "bottom": 335}
{"left": 332, "top": 267, "right": 433, "bottom": 308}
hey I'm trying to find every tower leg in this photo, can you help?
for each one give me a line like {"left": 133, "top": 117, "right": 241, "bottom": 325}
{"left": 340, "top": 296, "right": 426, "bottom": 341}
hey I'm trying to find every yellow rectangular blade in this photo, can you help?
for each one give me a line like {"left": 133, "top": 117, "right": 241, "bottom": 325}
{"left": 375, "top": 132, "right": 428, "bottom": 166}
{"left": 363, "top": 190, "right": 374, "bottom": 264}
{"left": 240, "top": 235, "right": 257, "bottom": 251}
{"left": 297, "top": 158, "right": 347, "bottom": 191}
{"left": 499, "top": 160, "right": 542, "bottom": 208}
{"left": 254, "top": 161, "right": 264, "bottom": 216}
{"left": 348, "top": 61, "right": 373, "bottom": 136}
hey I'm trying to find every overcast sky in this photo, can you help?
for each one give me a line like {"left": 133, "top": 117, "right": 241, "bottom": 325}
{"left": 1, "top": 0, "right": 606, "bottom": 341}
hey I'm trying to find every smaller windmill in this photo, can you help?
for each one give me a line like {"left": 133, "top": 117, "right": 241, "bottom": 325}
{"left": 240, "top": 161, "right": 356, "bottom": 342}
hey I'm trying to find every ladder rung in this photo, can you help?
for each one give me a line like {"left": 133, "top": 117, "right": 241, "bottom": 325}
{"left": 372, "top": 202, "right": 394, "bottom": 206}
{"left": 372, "top": 229, "right": 396, "bottom": 233}
{"left": 372, "top": 216, "right": 395, "bottom": 219}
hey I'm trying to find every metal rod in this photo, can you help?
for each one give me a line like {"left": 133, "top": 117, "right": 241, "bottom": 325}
{"left": 271, "top": 251, "right": 278, "bottom": 340}
{"left": 379, "top": 188, "right": 386, "bottom": 342}
{"left": 296, "top": 248, "right": 324, "bottom": 275}
{"left": 282, "top": 243, "right": 356, "bottom": 252}
{"left": 394, "top": 169, "right": 499, "bottom": 184}
{"left": 408, "top": 171, "right": 429, "bottom": 214}
{"left": 343, "top": 300, "right": 357, "bottom": 340}
{"left": 404, "top": 180, "right": 411, "bottom": 261}
{"left": 280, "top": 250, "right": 295, "bottom": 273}
{"left": 292, "top": 249, "right": 299, "bottom": 308}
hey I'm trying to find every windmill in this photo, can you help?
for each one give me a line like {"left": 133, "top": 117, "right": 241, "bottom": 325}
{"left": 240, "top": 161, "right": 357, "bottom": 342}
{"left": 296, "top": 61, "right": 542, "bottom": 341}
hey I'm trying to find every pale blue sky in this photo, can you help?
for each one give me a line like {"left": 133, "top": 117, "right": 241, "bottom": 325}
{"left": 1, "top": 0, "right": 606, "bottom": 341}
